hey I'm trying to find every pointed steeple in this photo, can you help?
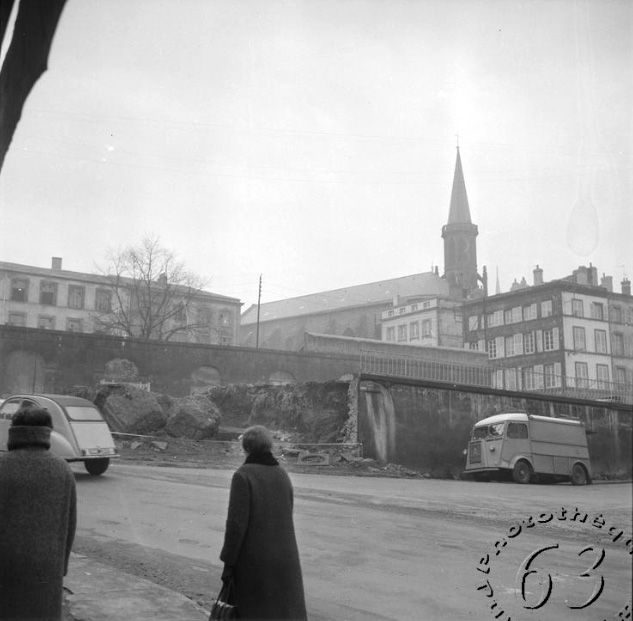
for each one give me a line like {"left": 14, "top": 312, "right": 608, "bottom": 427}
{"left": 447, "top": 148, "right": 472, "bottom": 225}
{"left": 441, "top": 147, "right": 479, "bottom": 299}
{"left": 496, "top": 267, "right": 501, "bottom": 294}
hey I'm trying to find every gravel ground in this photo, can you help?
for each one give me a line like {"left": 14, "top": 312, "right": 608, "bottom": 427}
{"left": 113, "top": 435, "right": 430, "bottom": 479}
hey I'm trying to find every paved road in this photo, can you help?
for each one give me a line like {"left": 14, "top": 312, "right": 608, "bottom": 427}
{"left": 72, "top": 463, "right": 632, "bottom": 621}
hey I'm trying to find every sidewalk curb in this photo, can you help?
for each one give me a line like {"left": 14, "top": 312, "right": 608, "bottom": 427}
{"left": 64, "top": 553, "right": 209, "bottom": 621}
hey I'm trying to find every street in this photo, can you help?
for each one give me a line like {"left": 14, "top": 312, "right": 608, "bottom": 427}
{"left": 71, "top": 462, "right": 632, "bottom": 621}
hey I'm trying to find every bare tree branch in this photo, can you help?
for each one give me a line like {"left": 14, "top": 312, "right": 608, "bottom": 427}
{"left": 94, "top": 236, "right": 211, "bottom": 341}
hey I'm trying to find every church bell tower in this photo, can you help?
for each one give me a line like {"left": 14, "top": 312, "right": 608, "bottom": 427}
{"left": 442, "top": 148, "right": 480, "bottom": 299}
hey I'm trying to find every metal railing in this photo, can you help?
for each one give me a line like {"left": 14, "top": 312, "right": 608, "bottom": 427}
{"left": 359, "top": 349, "right": 493, "bottom": 387}
{"left": 359, "top": 350, "right": 633, "bottom": 405}
{"left": 493, "top": 373, "right": 633, "bottom": 405}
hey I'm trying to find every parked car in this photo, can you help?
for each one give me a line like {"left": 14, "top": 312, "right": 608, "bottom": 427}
{"left": 0, "top": 394, "right": 118, "bottom": 475}
{"left": 463, "top": 412, "right": 592, "bottom": 485}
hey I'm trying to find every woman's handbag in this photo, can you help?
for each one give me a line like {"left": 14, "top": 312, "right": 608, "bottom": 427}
{"left": 209, "top": 578, "right": 239, "bottom": 620}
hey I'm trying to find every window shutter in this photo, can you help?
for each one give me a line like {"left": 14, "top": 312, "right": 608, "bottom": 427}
{"left": 536, "top": 330, "right": 543, "bottom": 352}
{"left": 478, "top": 339, "right": 485, "bottom": 351}
{"left": 496, "top": 336, "right": 505, "bottom": 358}
{"left": 495, "top": 369, "right": 504, "bottom": 388}
{"left": 534, "top": 364, "right": 544, "bottom": 389}
{"left": 554, "top": 362, "right": 562, "bottom": 387}
{"left": 552, "top": 327, "right": 559, "bottom": 350}
{"left": 514, "top": 333, "right": 523, "bottom": 355}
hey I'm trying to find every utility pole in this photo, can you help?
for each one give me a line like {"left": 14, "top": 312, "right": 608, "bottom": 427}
{"left": 255, "top": 274, "right": 262, "bottom": 348}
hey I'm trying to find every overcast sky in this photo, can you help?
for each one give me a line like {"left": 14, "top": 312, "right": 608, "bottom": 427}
{"left": 1, "top": 0, "right": 631, "bottom": 308}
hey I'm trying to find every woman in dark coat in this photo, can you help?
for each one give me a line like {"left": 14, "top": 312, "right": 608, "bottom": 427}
{"left": 0, "top": 407, "right": 77, "bottom": 621}
{"left": 220, "top": 425, "right": 307, "bottom": 620}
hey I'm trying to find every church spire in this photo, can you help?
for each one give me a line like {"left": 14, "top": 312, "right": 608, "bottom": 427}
{"left": 447, "top": 147, "right": 472, "bottom": 225}
{"left": 441, "top": 147, "right": 479, "bottom": 299}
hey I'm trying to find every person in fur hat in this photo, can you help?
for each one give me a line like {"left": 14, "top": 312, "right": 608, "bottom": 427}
{"left": 0, "top": 406, "right": 77, "bottom": 620}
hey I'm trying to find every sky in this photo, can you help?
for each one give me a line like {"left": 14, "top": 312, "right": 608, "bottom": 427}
{"left": 0, "top": 0, "right": 631, "bottom": 309}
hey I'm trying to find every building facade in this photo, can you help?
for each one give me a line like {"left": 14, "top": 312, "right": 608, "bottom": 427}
{"left": 240, "top": 272, "right": 450, "bottom": 351}
{"left": 0, "top": 258, "right": 242, "bottom": 346}
{"left": 463, "top": 265, "right": 633, "bottom": 400}
{"left": 380, "top": 296, "right": 464, "bottom": 348}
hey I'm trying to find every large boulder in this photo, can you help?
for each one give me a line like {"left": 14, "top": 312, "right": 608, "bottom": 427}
{"left": 165, "top": 394, "right": 221, "bottom": 440}
{"left": 94, "top": 384, "right": 167, "bottom": 435}
{"left": 203, "top": 381, "right": 350, "bottom": 442}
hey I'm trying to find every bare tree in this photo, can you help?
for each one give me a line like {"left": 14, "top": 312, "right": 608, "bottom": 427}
{"left": 96, "top": 237, "right": 210, "bottom": 341}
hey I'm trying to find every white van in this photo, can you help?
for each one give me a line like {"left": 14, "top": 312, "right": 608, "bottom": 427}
{"left": 0, "top": 394, "right": 118, "bottom": 475}
{"left": 463, "top": 412, "right": 592, "bottom": 485}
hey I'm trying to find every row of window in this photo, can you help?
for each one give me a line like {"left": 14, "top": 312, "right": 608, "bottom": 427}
{"left": 468, "top": 326, "right": 628, "bottom": 359}
{"left": 470, "top": 301, "right": 551, "bottom": 331}
{"left": 468, "top": 328, "right": 560, "bottom": 359}
{"left": 469, "top": 299, "right": 631, "bottom": 332}
{"left": 572, "top": 326, "right": 627, "bottom": 356}
{"left": 569, "top": 299, "right": 605, "bottom": 320}
{"left": 495, "top": 363, "right": 563, "bottom": 391}
{"left": 8, "top": 313, "right": 85, "bottom": 332}
{"left": 6, "top": 310, "right": 233, "bottom": 333}
{"left": 10, "top": 278, "right": 112, "bottom": 311}
{"left": 386, "top": 300, "right": 434, "bottom": 318}
{"left": 494, "top": 362, "right": 617, "bottom": 391}
{"left": 385, "top": 320, "right": 433, "bottom": 342}
{"left": 568, "top": 299, "right": 631, "bottom": 323}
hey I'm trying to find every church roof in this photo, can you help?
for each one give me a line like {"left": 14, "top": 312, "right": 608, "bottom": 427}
{"left": 241, "top": 272, "right": 450, "bottom": 324}
{"left": 447, "top": 148, "right": 472, "bottom": 225}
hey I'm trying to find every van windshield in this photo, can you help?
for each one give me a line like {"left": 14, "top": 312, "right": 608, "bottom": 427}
{"left": 472, "top": 422, "right": 505, "bottom": 440}
{"left": 64, "top": 406, "right": 103, "bottom": 421}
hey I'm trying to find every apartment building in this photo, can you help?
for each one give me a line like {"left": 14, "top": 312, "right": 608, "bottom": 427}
{"left": 381, "top": 296, "right": 463, "bottom": 348}
{"left": 0, "top": 258, "right": 242, "bottom": 346}
{"left": 462, "top": 265, "right": 632, "bottom": 400}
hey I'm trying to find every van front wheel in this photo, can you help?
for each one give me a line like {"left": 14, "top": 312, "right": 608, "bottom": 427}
{"left": 571, "top": 464, "right": 588, "bottom": 486}
{"left": 85, "top": 458, "right": 110, "bottom": 476}
{"left": 512, "top": 461, "right": 532, "bottom": 484}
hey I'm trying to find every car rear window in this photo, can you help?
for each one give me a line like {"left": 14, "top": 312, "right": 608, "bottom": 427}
{"left": 64, "top": 405, "right": 104, "bottom": 421}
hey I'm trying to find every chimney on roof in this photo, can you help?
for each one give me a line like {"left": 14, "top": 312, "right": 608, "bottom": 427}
{"left": 51, "top": 257, "right": 62, "bottom": 270}
{"left": 574, "top": 266, "right": 588, "bottom": 285}
{"left": 622, "top": 278, "right": 631, "bottom": 296}
{"left": 601, "top": 274, "right": 613, "bottom": 292}
{"left": 588, "top": 263, "right": 598, "bottom": 286}
{"left": 533, "top": 265, "right": 543, "bottom": 286}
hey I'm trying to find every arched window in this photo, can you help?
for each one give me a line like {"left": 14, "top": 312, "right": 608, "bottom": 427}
{"left": 268, "top": 371, "right": 296, "bottom": 385}
{"left": 190, "top": 366, "right": 221, "bottom": 393}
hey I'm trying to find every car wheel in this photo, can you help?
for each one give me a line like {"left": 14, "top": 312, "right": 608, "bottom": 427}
{"left": 512, "top": 460, "right": 532, "bottom": 484}
{"left": 570, "top": 463, "right": 588, "bottom": 486}
{"left": 85, "top": 458, "right": 110, "bottom": 476}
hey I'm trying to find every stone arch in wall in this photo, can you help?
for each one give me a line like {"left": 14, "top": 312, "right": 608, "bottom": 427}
{"left": 190, "top": 366, "right": 221, "bottom": 394}
{"left": 103, "top": 358, "right": 139, "bottom": 382}
{"left": 268, "top": 371, "right": 296, "bottom": 385}
{"left": 2, "top": 350, "right": 45, "bottom": 395}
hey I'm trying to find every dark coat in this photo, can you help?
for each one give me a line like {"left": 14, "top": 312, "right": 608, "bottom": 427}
{"left": 220, "top": 456, "right": 307, "bottom": 620}
{"left": 0, "top": 426, "right": 77, "bottom": 621}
